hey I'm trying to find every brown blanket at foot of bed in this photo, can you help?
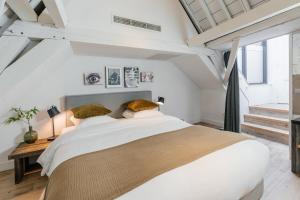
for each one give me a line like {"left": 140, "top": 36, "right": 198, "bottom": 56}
{"left": 45, "top": 125, "right": 249, "bottom": 200}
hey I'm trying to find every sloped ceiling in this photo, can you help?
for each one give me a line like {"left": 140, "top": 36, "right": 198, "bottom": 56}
{"left": 183, "top": 0, "right": 270, "bottom": 32}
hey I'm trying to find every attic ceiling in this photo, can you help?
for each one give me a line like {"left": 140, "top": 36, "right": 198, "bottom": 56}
{"left": 181, "top": 0, "right": 270, "bottom": 33}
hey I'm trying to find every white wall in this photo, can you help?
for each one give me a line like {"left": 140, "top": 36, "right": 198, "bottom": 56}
{"left": 0, "top": 53, "right": 202, "bottom": 171}
{"left": 268, "top": 35, "right": 289, "bottom": 104}
{"left": 64, "top": 0, "right": 196, "bottom": 46}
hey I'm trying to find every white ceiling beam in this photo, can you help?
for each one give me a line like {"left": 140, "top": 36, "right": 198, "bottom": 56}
{"left": 239, "top": 0, "right": 251, "bottom": 12}
{"left": 224, "top": 38, "right": 240, "bottom": 83}
{"left": 3, "top": 20, "right": 65, "bottom": 39}
{"left": 198, "top": 0, "right": 216, "bottom": 27}
{"left": 42, "top": 0, "right": 67, "bottom": 28}
{"left": 207, "top": 7, "right": 300, "bottom": 49}
{"left": 188, "top": 0, "right": 300, "bottom": 46}
{"left": 6, "top": 0, "right": 37, "bottom": 22}
{"left": 217, "top": 0, "right": 232, "bottom": 19}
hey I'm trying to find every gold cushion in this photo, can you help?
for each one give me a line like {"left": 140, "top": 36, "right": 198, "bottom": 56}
{"left": 71, "top": 104, "right": 111, "bottom": 119}
{"left": 127, "top": 99, "right": 158, "bottom": 112}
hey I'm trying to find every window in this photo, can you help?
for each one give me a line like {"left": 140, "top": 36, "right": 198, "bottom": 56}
{"left": 237, "top": 41, "right": 267, "bottom": 84}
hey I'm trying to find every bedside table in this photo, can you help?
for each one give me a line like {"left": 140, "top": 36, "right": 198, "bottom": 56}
{"left": 8, "top": 139, "right": 52, "bottom": 184}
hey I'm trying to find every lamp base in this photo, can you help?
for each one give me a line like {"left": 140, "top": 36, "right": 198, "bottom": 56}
{"left": 47, "top": 136, "right": 56, "bottom": 141}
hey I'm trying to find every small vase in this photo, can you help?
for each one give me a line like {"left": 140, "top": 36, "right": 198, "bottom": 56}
{"left": 24, "top": 126, "right": 38, "bottom": 144}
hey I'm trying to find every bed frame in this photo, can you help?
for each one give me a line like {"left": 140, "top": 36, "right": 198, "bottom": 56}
{"left": 63, "top": 91, "right": 152, "bottom": 126}
{"left": 61, "top": 91, "right": 264, "bottom": 200}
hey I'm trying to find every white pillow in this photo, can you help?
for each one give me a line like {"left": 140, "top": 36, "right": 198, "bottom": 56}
{"left": 70, "top": 116, "right": 81, "bottom": 126}
{"left": 122, "top": 109, "right": 164, "bottom": 119}
{"left": 77, "top": 115, "right": 117, "bottom": 128}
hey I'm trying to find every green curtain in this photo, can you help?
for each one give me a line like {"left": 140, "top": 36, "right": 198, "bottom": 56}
{"left": 224, "top": 51, "right": 240, "bottom": 133}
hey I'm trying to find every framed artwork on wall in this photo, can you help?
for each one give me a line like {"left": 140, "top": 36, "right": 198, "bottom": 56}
{"left": 105, "top": 66, "right": 123, "bottom": 88}
{"left": 140, "top": 72, "right": 154, "bottom": 82}
{"left": 83, "top": 72, "right": 103, "bottom": 85}
{"left": 124, "top": 67, "right": 139, "bottom": 88}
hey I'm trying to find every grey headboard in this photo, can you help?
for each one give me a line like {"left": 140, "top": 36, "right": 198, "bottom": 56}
{"left": 63, "top": 91, "right": 152, "bottom": 125}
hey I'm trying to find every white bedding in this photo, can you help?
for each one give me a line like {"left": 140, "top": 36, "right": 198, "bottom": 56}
{"left": 38, "top": 115, "right": 269, "bottom": 200}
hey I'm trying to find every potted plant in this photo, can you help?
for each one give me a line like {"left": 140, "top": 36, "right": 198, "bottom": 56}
{"left": 5, "top": 107, "right": 39, "bottom": 144}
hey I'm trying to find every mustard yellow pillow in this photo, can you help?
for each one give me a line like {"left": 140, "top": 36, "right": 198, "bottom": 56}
{"left": 71, "top": 104, "right": 111, "bottom": 119}
{"left": 126, "top": 99, "right": 158, "bottom": 112}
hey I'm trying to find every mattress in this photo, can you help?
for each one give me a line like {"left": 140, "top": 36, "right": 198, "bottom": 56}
{"left": 38, "top": 115, "right": 269, "bottom": 200}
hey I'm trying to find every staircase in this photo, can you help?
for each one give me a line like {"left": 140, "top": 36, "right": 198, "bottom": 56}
{"left": 241, "top": 104, "right": 289, "bottom": 144}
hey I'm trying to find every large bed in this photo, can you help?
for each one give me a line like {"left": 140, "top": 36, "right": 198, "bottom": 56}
{"left": 38, "top": 91, "right": 269, "bottom": 200}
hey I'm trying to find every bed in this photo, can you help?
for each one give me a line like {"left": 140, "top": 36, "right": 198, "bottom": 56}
{"left": 38, "top": 91, "right": 269, "bottom": 200}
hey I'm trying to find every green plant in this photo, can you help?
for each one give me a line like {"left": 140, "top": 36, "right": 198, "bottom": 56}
{"left": 5, "top": 107, "right": 39, "bottom": 130}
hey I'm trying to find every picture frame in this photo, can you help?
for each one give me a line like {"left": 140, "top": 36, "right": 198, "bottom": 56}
{"left": 140, "top": 72, "right": 154, "bottom": 82}
{"left": 83, "top": 72, "right": 103, "bottom": 85}
{"left": 105, "top": 66, "right": 123, "bottom": 88}
{"left": 124, "top": 67, "right": 139, "bottom": 88}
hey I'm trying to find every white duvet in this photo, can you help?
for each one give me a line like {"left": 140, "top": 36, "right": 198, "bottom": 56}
{"left": 38, "top": 115, "right": 269, "bottom": 200}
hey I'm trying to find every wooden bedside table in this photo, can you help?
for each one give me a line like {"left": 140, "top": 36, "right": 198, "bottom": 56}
{"left": 8, "top": 139, "right": 52, "bottom": 184}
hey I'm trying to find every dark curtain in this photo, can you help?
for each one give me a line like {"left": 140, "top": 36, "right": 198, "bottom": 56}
{"left": 224, "top": 51, "right": 240, "bottom": 133}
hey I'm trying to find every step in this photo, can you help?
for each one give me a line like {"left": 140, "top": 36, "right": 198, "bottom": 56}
{"left": 244, "top": 114, "right": 289, "bottom": 131}
{"left": 241, "top": 122, "right": 289, "bottom": 145}
{"left": 249, "top": 105, "right": 289, "bottom": 119}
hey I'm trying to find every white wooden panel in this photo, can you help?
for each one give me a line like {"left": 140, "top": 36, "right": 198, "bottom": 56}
{"left": 38, "top": 9, "right": 54, "bottom": 25}
{"left": 226, "top": 0, "right": 244, "bottom": 16}
{"left": 207, "top": 0, "right": 222, "bottom": 13}
{"left": 0, "top": 36, "right": 30, "bottom": 74}
{"left": 213, "top": 10, "right": 228, "bottom": 24}
{"left": 42, "top": 0, "right": 67, "bottom": 28}
{"left": 217, "top": 0, "right": 232, "bottom": 19}
{"left": 199, "top": 18, "right": 212, "bottom": 31}
{"left": 6, "top": 0, "right": 37, "bottom": 22}
{"left": 189, "top": 0, "right": 300, "bottom": 45}
{"left": 239, "top": 0, "right": 251, "bottom": 11}
{"left": 199, "top": 0, "right": 217, "bottom": 26}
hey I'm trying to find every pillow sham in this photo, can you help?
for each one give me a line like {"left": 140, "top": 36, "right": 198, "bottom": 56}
{"left": 122, "top": 109, "right": 163, "bottom": 119}
{"left": 126, "top": 99, "right": 158, "bottom": 112}
{"left": 71, "top": 104, "right": 111, "bottom": 119}
{"left": 77, "top": 115, "right": 117, "bottom": 129}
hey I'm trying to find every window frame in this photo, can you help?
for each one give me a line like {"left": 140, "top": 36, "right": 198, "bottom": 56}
{"left": 240, "top": 41, "right": 268, "bottom": 85}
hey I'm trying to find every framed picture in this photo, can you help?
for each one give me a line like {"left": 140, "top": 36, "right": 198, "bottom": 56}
{"left": 83, "top": 72, "right": 103, "bottom": 85}
{"left": 105, "top": 66, "right": 123, "bottom": 88}
{"left": 140, "top": 72, "right": 154, "bottom": 82}
{"left": 124, "top": 67, "right": 139, "bottom": 88}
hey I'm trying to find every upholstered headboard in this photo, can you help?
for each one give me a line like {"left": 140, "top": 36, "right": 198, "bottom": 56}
{"left": 63, "top": 91, "right": 152, "bottom": 125}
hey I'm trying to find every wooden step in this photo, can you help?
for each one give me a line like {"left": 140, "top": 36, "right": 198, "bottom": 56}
{"left": 249, "top": 105, "right": 289, "bottom": 119}
{"left": 244, "top": 114, "right": 289, "bottom": 130}
{"left": 241, "top": 122, "right": 289, "bottom": 145}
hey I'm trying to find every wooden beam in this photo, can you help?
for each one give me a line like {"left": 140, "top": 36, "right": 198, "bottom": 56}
{"left": 207, "top": 6, "right": 300, "bottom": 49}
{"left": 3, "top": 20, "right": 65, "bottom": 40}
{"left": 198, "top": 0, "right": 216, "bottom": 27}
{"left": 42, "top": 0, "right": 67, "bottom": 28}
{"left": 38, "top": 9, "right": 54, "bottom": 25}
{"left": 217, "top": 0, "right": 232, "bottom": 19}
{"left": 188, "top": 0, "right": 300, "bottom": 46}
{"left": 239, "top": 0, "right": 251, "bottom": 12}
{"left": 224, "top": 38, "right": 240, "bottom": 83}
{"left": 0, "top": 36, "right": 30, "bottom": 75}
{"left": 6, "top": 0, "right": 37, "bottom": 22}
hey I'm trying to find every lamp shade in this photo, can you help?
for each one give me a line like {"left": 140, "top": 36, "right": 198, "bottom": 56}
{"left": 47, "top": 106, "right": 60, "bottom": 118}
{"left": 157, "top": 97, "right": 165, "bottom": 105}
